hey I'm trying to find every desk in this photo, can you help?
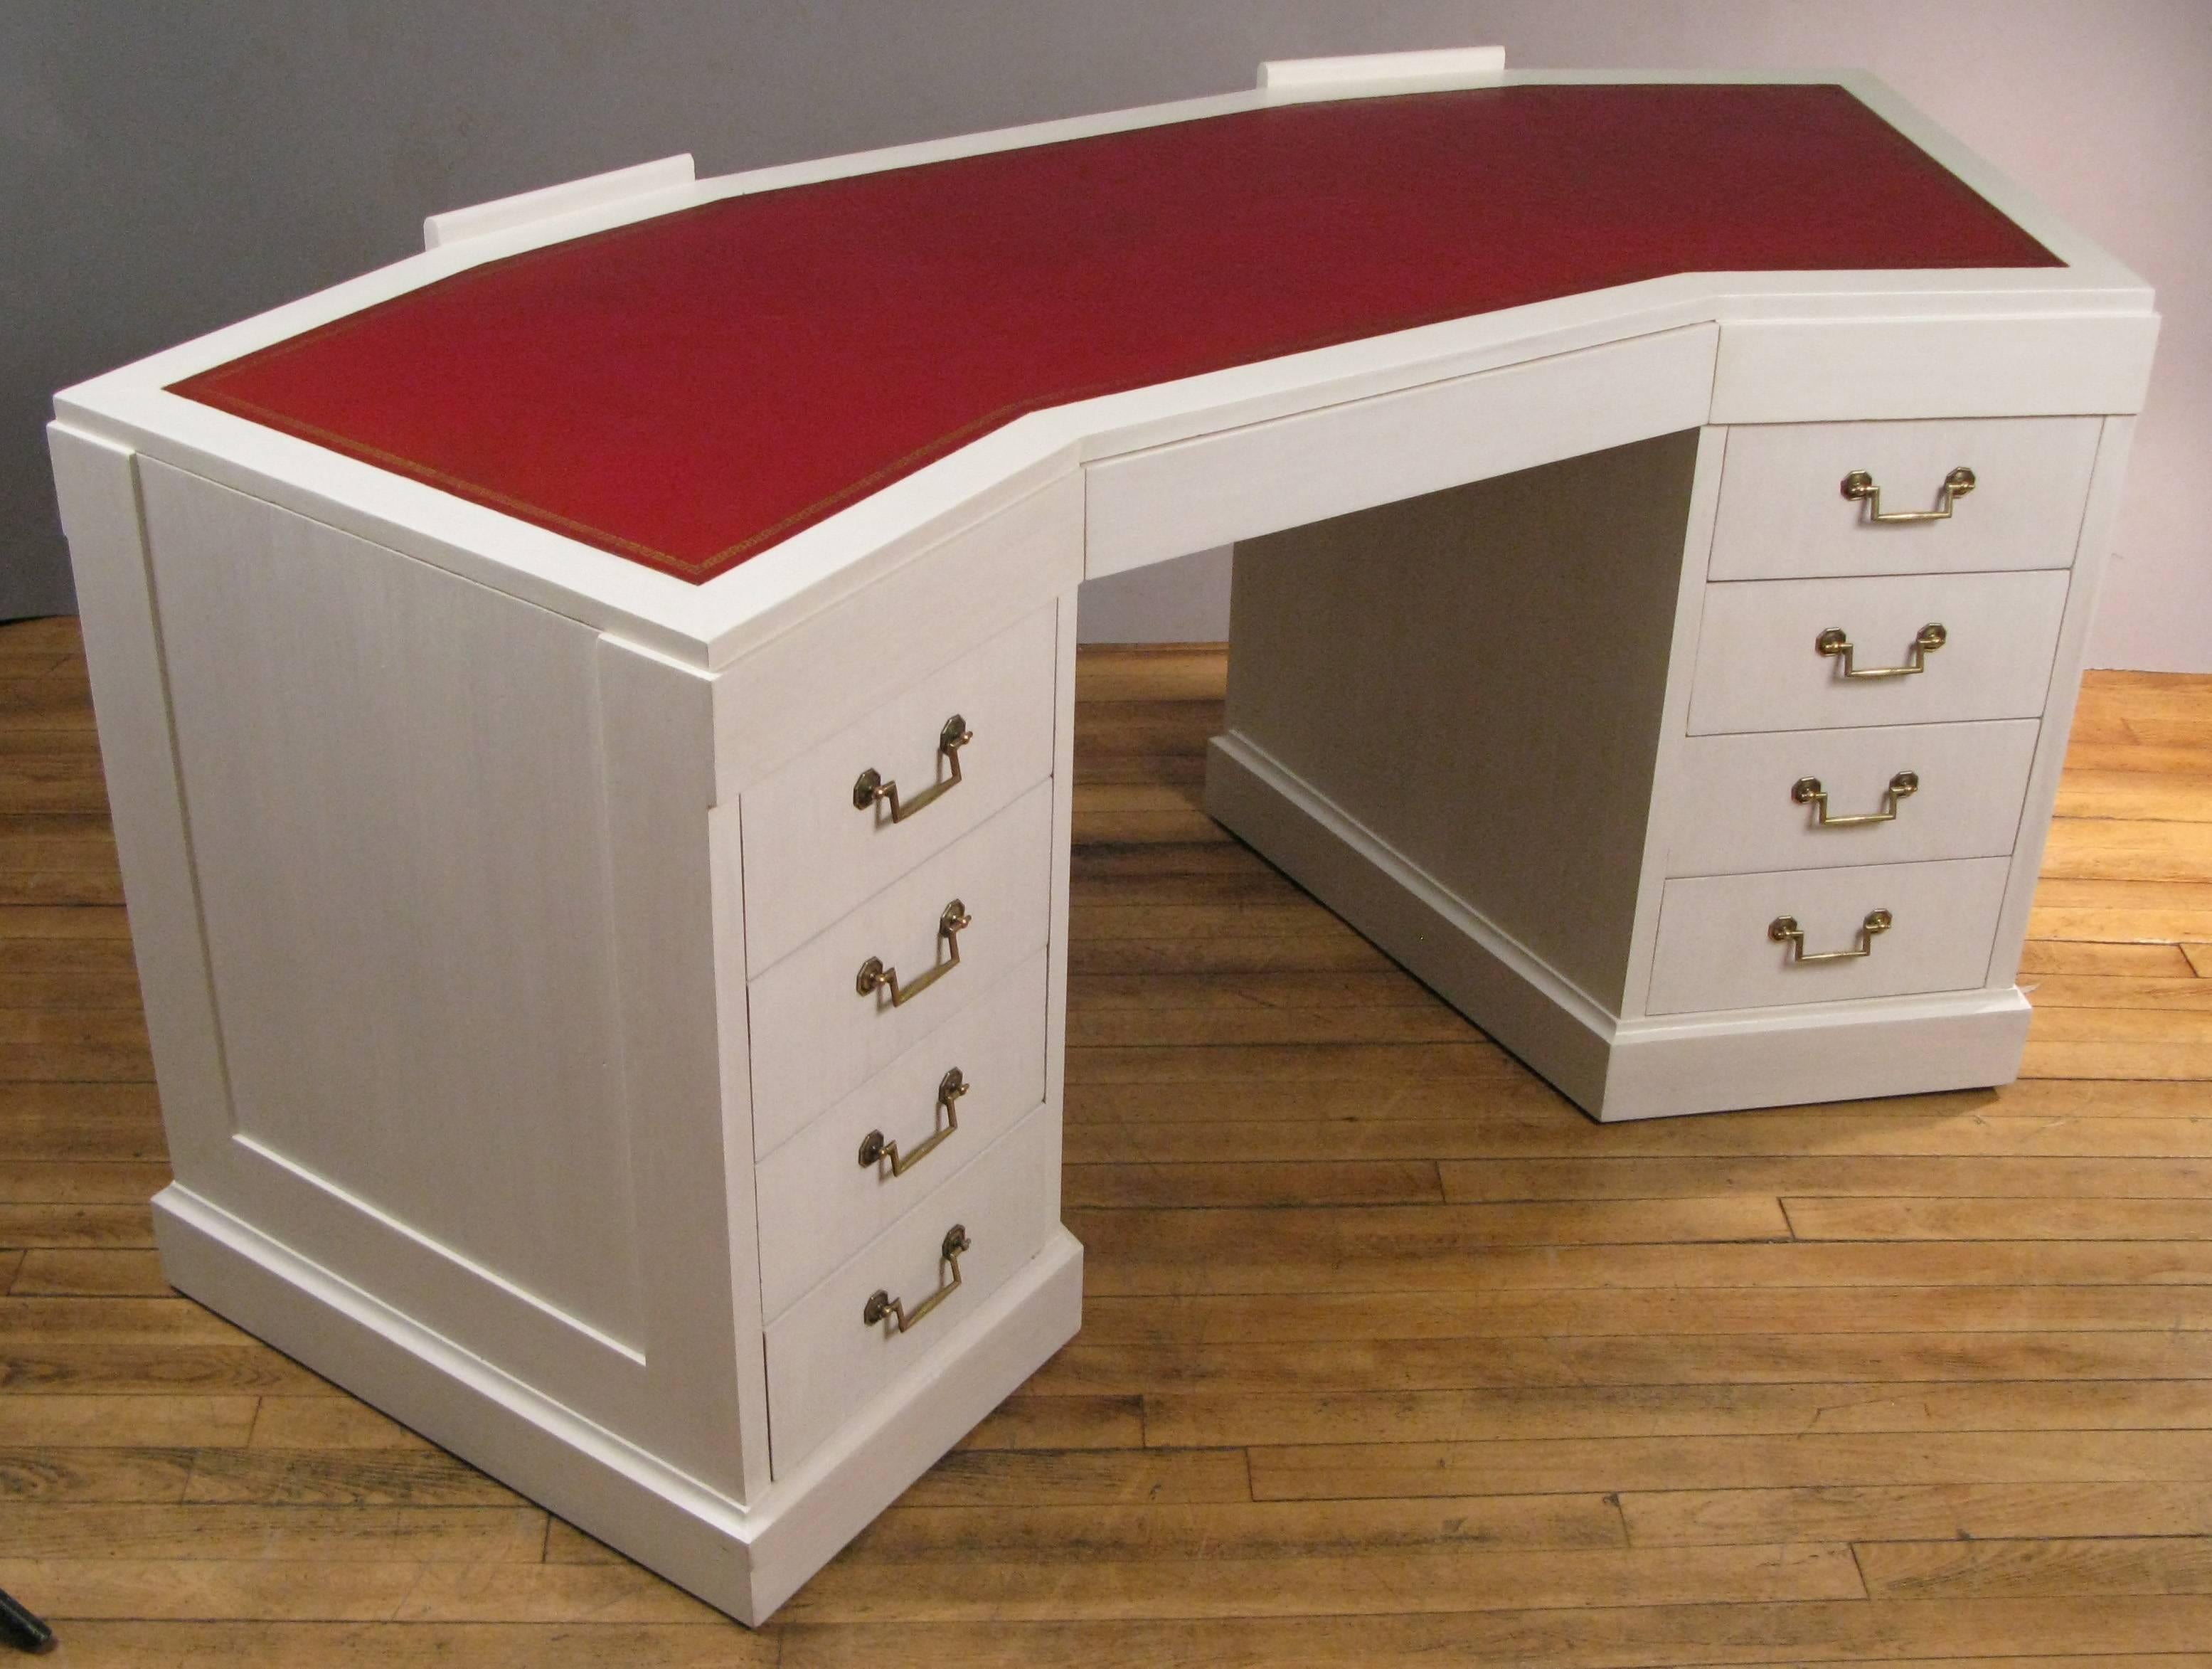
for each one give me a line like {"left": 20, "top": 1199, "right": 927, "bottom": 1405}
{"left": 48, "top": 55, "right": 2157, "bottom": 1623}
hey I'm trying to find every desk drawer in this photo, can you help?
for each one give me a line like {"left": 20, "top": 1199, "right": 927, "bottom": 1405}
{"left": 1688, "top": 570, "right": 2070, "bottom": 735}
{"left": 765, "top": 1099, "right": 1062, "bottom": 1477}
{"left": 1711, "top": 417, "right": 2100, "bottom": 580}
{"left": 750, "top": 781, "right": 1054, "bottom": 1153}
{"left": 1647, "top": 856, "right": 2011, "bottom": 1016}
{"left": 1666, "top": 719, "right": 2039, "bottom": 879}
{"left": 755, "top": 949, "right": 1048, "bottom": 1322}
{"left": 741, "top": 605, "right": 1058, "bottom": 975}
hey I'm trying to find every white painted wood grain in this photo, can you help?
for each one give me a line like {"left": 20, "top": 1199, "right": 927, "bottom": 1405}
{"left": 593, "top": 632, "right": 768, "bottom": 1502}
{"left": 711, "top": 474, "right": 1080, "bottom": 791}
{"left": 1084, "top": 325, "right": 1716, "bottom": 578}
{"left": 1646, "top": 856, "right": 2012, "bottom": 1016}
{"left": 1258, "top": 46, "right": 1505, "bottom": 91}
{"left": 1687, "top": 568, "right": 2071, "bottom": 734}
{"left": 1982, "top": 415, "right": 2133, "bottom": 989}
{"left": 424, "top": 154, "right": 696, "bottom": 249}
{"left": 740, "top": 605, "right": 1056, "bottom": 973}
{"left": 755, "top": 950, "right": 1048, "bottom": 1321}
{"left": 1711, "top": 314, "right": 2158, "bottom": 423}
{"left": 127, "top": 463, "right": 772, "bottom": 1496}
{"left": 748, "top": 783, "right": 1055, "bottom": 1150}
{"left": 1710, "top": 416, "right": 2100, "bottom": 579}
{"left": 764, "top": 1101, "right": 1063, "bottom": 1477}
{"left": 138, "top": 461, "right": 646, "bottom": 1346}
{"left": 1664, "top": 719, "right": 2041, "bottom": 878}
{"left": 46, "top": 429, "right": 235, "bottom": 1183}
{"left": 1602, "top": 987, "right": 2031, "bottom": 1121}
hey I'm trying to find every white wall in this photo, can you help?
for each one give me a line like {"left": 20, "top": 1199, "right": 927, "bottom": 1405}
{"left": 10, "top": 1, "right": 2204, "bottom": 667}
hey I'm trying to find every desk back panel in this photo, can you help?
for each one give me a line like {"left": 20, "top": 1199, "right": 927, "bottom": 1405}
{"left": 1223, "top": 430, "right": 1701, "bottom": 1014}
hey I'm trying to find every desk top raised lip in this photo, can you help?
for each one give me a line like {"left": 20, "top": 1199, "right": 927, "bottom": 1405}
{"left": 54, "top": 67, "right": 2157, "bottom": 673}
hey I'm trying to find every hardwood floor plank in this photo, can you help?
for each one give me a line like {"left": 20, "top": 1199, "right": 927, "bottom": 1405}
{"left": 1069, "top": 1042, "right": 1527, "bottom": 1081}
{"left": 892, "top": 1447, "right": 1251, "bottom": 1509}
{"left": 182, "top": 1446, "right": 527, "bottom": 1507}
{"left": 0, "top": 1503, "right": 549, "bottom": 1562}
{"left": 772, "top": 1599, "right": 2212, "bottom": 1668}
{"left": 1078, "top": 1283, "right": 2212, "bottom": 1345}
{"left": 841, "top": 1492, "right": 1627, "bottom": 1561}
{"left": 0, "top": 1162, "right": 171, "bottom": 1204}
{"left": 2042, "top": 818, "right": 2212, "bottom": 883}
{"left": 38, "top": 1621, "right": 782, "bottom": 1666}
{"left": 2028, "top": 974, "right": 2212, "bottom": 1011}
{"left": 1065, "top": 1158, "right": 1446, "bottom": 1208}
{"left": 1033, "top": 1329, "right": 2212, "bottom": 1397}
{"left": 775, "top": 1541, "right": 1865, "bottom": 1623}
{"left": 1624, "top": 1481, "right": 2212, "bottom": 1547}
{"left": 1143, "top": 1379, "right": 2212, "bottom": 1449}
{"left": 1070, "top": 1109, "right": 2212, "bottom": 1161}
{"left": 1784, "top": 1197, "right": 2212, "bottom": 1241}
{"left": 0, "top": 1555, "right": 428, "bottom": 1620}
{"left": 0, "top": 1446, "right": 198, "bottom": 1503}
{"left": 1073, "top": 1215, "right": 2212, "bottom": 1296}
{"left": 0, "top": 1202, "right": 156, "bottom": 1246}
{"left": 2021, "top": 939, "right": 2196, "bottom": 976}
{"left": 1435, "top": 1155, "right": 2212, "bottom": 1202}
{"left": 954, "top": 1393, "right": 1145, "bottom": 1452}
{"left": 0, "top": 1394, "right": 255, "bottom": 1447}
{"left": 245, "top": 1399, "right": 436, "bottom": 1451}
{"left": 1248, "top": 1429, "right": 2212, "bottom": 1503}
{"left": 2185, "top": 942, "right": 2212, "bottom": 977}
{"left": 9, "top": 1249, "right": 172, "bottom": 1295}
{"left": 1, "top": 1345, "right": 331, "bottom": 1395}
{"left": 1857, "top": 1535, "right": 2212, "bottom": 1600}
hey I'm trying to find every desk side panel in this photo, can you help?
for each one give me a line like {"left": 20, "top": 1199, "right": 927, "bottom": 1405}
{"left": 114, "top": 462, "right": 758, "bottom": 1498}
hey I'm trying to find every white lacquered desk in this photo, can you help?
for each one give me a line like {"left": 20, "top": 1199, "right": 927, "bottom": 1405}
{"left": 48, "top": 55, "right": 2157, "bottom": 1623}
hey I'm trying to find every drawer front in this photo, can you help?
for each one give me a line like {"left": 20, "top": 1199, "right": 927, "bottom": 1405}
{"left": 765, "top": 1099, "right": 1062, "bottom": 1476}
{"left": 1666, "top": 719, "right": 2040, "bottom": 879}
{"left": 1688, "top": 569, "right": 2070, "bottom": 736}
{"left": 741, "top": 605, "right": 1058, "bottom": 975}
{"left": 750, "top": 781, "right": 1054, "bottom": 1153}
{"left": 1647, "top": 856, "right": 2011, "bottom": 1016}
{"left": 756, "top": 948, "right": 1049, "bottom": 1320}
{"left": 1711, "top": 416, "right": 2100, "bottom": 580}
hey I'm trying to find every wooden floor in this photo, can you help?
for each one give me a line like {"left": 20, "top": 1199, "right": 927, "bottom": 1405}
{"left": 4, "top": 615, "right": 2212, "bottom": 1665}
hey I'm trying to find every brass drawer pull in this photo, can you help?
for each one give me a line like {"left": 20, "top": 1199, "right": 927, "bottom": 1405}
{"left": 1793, "top": 770, "right": 1919, "bottom": 828}
{"left": 863, "top": 1224, "right": 970, "bottom": 1333}
{"left": 859, "top": 1068, "right": 969, "bottom": 1177}
{"left": 1817, "top": 622, "right": 1946, "bottom": 679}
{"left": 854, "top": 716, "right": 972, "bottom": 822}
{"left": 856, "top": 900, "right": 971, "bottom": 1007}
{"left": 1842, "top": 465, "right": 1976, "bottom": 524}
{"left": 1770, "top": 909, "right": 1893, "bottom": 964}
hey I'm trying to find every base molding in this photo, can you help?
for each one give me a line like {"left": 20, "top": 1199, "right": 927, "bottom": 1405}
{"left": 1205, "top": 731, "right": 2030, "bottom": 1121}
{"left": 154, "top": 1184, "right": 1083, "bottom": 1623}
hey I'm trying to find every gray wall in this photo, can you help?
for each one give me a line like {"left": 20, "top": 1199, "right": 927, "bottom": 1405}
{"left": 8, "top": 1, "right": 2206, "bottom": 668}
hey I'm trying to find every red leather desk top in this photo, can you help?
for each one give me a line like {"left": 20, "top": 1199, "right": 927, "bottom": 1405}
{"left": 171, "top": 84, "right": 2058, "bottom": 584}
